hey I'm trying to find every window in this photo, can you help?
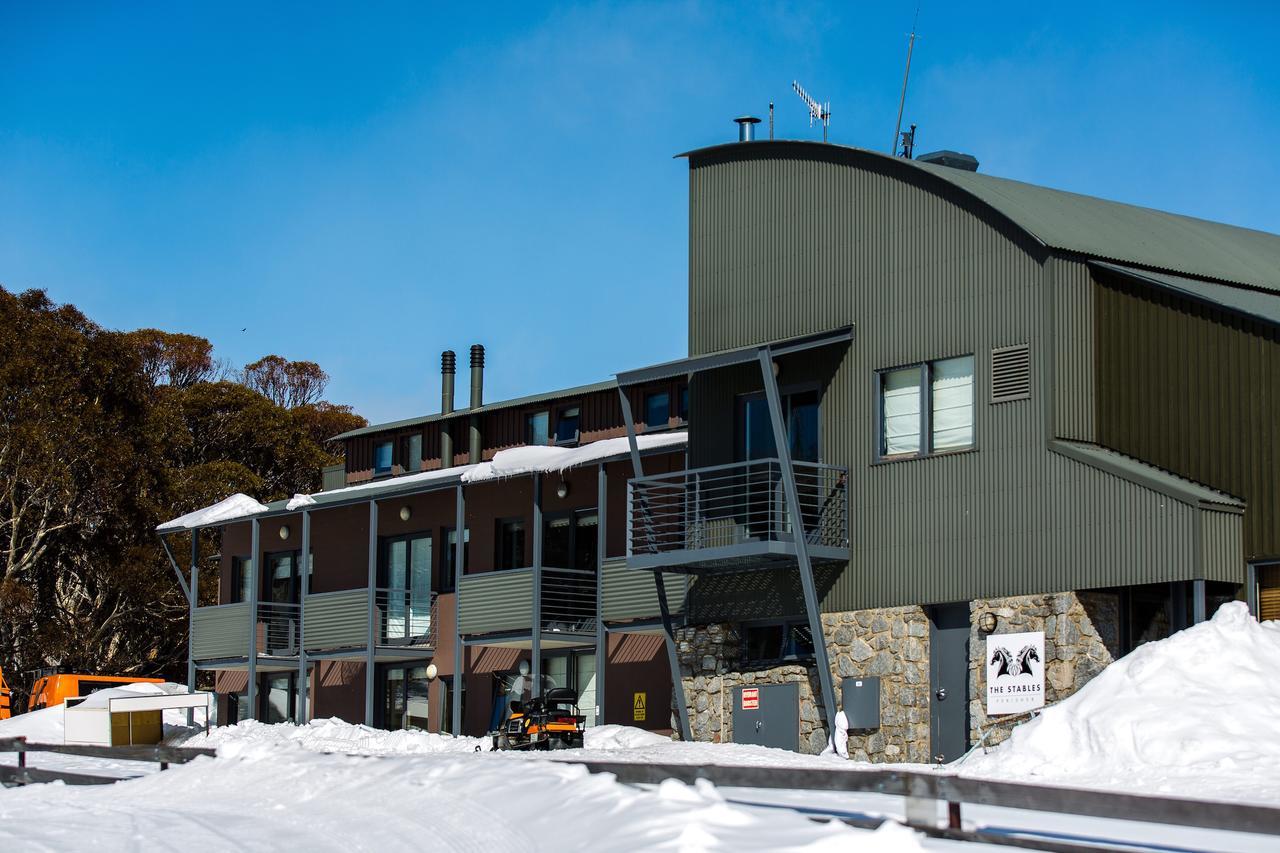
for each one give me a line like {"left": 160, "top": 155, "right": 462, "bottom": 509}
{"left": 878, "top": 355, "right": 974, "bottom": 459}
{"left": 374, "top": 440, "right": 393, "bottom": 474}
{"left": 496, "top": 518, "right": 526, "bottom": 570}
{"left": 526, "top": 410, "right": 550, "bottom": 446}
{"left": 441, "top": 527, "right": 469, "bottom": 590}
{"left": 264, "top": 551, "right": 310, "bottom": 604}
{"left": 644, "top": 391, "right": 670, "bottom": 429}
{"left": 231, "top": 556, "right": 253, "bottom": 603}
{"left": 439, "top": 675, "right": 464, "bottom": 734}
{"left": 263, "top": 672, "right": 296, "bottom": 724}
{"left": 380, "top": 664, "right": 430, "bottom": 731}
{"left": 542, "top": 509, "right": 598, "bottom": 571}
{"left": 1258, "top": 564, "right": 1280, "bottom": 622}
{"left": 677, "top": 385, "right": 689, "bottom": 423}
{"left": 402, "top": 433, "right": 422, "bottom": 473}
{"left": 554, "top": 406, "right": 580, "bottom": 445}
{"left": 380, "top": 534, "right": 432, "bottom": 641}
{"left": 742, "top": 621, "right": 815, "bottom": 663}
{"left": 738, "top": 389, "right": 821, "bottom": 463}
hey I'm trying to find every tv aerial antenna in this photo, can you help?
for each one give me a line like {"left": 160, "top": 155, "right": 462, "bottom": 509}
{"left": 791, "top": 80, "right": 830, "bottom": 142}
{"left": 891, "top": 6, "right": 920, "bottom": 156}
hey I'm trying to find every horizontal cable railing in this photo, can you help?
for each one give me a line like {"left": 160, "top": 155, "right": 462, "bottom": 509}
{"left": 257, "top": 602, "right": 300, "bottom": 655}
{"left": 540, "top": 566, "right": 597, "bottom": 634}
{"left": 628, "top": 459, "right": 848, "bottom": 558}
{"left": 374, "top": 588, "right": 436, "bottom": 646}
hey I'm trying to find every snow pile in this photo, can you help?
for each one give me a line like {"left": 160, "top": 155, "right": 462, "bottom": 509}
{"left": 962, "top": 602, "right": 1280, "bottom": 803}
{"left": 583, "top": 723, "right": 671, "bottom": 750}
{"left": 195, "top": 717, "right": 485, "bottom": 757}
{"left": 286, "top": 492, "right": 317, "bottom": 510}
{"left": 1, "top": 719, "right": 922, "bottom": 851}
{"left": 463, "top": 432, "right": 687, "bottom": 483}
{"left": 156, "top": 493, "right": 269, "bottom": 531}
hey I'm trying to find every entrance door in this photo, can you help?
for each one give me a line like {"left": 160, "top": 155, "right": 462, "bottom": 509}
{"left": 732, "top": 683, "right": 799, "bottom": 751}
{"left": 928, "top": 603, "right": 970, "bottom": 762}
{"left": 379, "top": 535, "right": 432, "bottom": 642}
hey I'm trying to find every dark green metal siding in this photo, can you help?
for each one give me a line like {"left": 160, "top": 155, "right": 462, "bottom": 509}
{"left": 686, "top": 147, "right": 1239, "bottom": 611}
{"left": 1094, "top": 270, "right": 1280, "bottom": 560}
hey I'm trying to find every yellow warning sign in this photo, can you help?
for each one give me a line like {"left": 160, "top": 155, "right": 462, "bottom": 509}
{"left": 632, "top": 691, "right": 647, "bottom": 722}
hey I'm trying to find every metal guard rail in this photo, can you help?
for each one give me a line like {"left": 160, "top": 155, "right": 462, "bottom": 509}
{"left": 375, "top": 588, "right": 436, "bottom": 646}
{"left": 0, "top": 736, "right": 216, "bottom": 785}
{"left": 628, "top": 458, "right": 848, "bottom": 556}
{"left": 540, "top": 566, "right": 597, "bottom": 634}
{"left": 257, "top": 602, "right": 300, "bottom": 655}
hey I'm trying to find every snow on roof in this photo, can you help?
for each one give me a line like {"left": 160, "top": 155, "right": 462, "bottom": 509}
{"left": 157, "top": 493, "right": 270, "bottom": 532}
{"left": 462, "top": 432, "right": 686, "bottom": 484}
{"left": 157, "top": 432, "right": 686, "bottom": 532}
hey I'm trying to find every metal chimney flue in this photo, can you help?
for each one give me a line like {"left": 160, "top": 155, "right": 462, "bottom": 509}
{"left": 734, "top": 116, "right": 761, "bottom": 142}
{"left": 440, "top": 350, "right": 456, "bottom": 468}
{"left": 468, "top": 344, "right": 485, "bottom": 463}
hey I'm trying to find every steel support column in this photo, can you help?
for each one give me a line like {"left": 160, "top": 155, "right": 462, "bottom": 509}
{"left": 247, "top": 518, "right": 260, "bottom": 720}
{"left": 1192, "top": 578, "right": 1207, "bottom": 624}
{"left": 187, "top": 532, "right": 199, "bottom": 726}
{"left": 758, "top": 348, "right": 838, "bottom": 731}
{"left": 298, "top": 509, "right": 310, "bottom": 724}
{"left": 618, "top": 385, "right": 691, "bottom": 741}
{"left": 452, "top": 485, "right": 464, "bottom": 736}
{"left": 365, "top": 500, "right": 378, "bottom": 726}
{"left": 531, "top": 475, "right": 543, "bottom": 698}
{"left": 595, "top": 464, "right": 607, "bottom": 725}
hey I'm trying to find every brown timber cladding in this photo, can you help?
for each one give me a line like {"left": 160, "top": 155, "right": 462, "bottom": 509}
{"left": 686, "top": 144, "right": 1239, "bottom": 613}
{"left": 1094, "top": 268, "right": 1280, "bottom": 560}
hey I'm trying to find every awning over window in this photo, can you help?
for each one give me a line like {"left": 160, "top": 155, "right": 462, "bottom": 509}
{"left": 615, "top": 326, "right": 853, "bottom": 387}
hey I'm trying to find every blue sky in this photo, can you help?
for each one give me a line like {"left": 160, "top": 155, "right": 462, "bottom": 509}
{"left": 3, "top": 2, "right": 1278, "bottom": 424}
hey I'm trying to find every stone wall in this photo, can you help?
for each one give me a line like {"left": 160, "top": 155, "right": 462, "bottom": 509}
{"left": 968, "top": 592, "right": 1115, "bottom": 748}
{"left": 675, "top": 606, "right": 932, "bottom": 760}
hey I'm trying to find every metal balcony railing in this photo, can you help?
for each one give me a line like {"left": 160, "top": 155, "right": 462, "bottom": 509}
{"left": 257, "top": 602, "right": 300, "bottom": 656}
{"left": 540, "top": 567, "right": 597, "bottom": 635}
{"left": 375, "top": 588, "right": 436, "bottom": 647}
{"left": 627, "top": 459, "right": 848, "bottom": 562}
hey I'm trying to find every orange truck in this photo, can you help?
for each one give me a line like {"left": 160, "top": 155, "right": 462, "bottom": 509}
{"left": 0, "top": 668, "right": 165, "bottom": 719}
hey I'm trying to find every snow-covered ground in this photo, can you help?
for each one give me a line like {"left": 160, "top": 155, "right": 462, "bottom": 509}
{"left": 0, "top": 604, "right": 1276, "bottom": 851}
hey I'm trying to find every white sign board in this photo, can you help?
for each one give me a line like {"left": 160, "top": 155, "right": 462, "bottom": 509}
{"left": 985, "top": 631, "right": 1045, "bottom": 715}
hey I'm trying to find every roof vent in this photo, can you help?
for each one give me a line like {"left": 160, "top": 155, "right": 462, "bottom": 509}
{"left": 733, "top": 116, "right": 761, "bottom": 142}
{"left": 916, "top": 150, "right": 979, "bottom": 172}
{"left": 990, "top": 344, "right": 1031, "bottom": 403}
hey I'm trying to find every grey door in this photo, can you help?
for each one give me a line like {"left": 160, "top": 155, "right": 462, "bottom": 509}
{"left": 928, "top": 603, "right": 970, "bottom": 762}
{"left": 732, "top": 683, "right": 799, "bottom": 751}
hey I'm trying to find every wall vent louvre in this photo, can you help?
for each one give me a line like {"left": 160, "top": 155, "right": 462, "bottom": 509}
{"left": 991, "top": 344, "right": 1031, "bottom": 403}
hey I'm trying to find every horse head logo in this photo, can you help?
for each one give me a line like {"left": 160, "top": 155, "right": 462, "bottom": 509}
{"left": 989, "top": 646, "right": 1013, "bottom": 677}
{"left": 1016, "top": 645, "right": 1040, "bottom": 677}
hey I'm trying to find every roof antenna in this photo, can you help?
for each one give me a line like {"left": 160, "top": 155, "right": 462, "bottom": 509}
{"left": 891, "top": 5, "right": 920, "bottom": 155}
{"left": 900, "top": 123, "right": 917, "bottom": 159}
{"left": 791, "top": 80, "right": 831, "bottom": 143}
{"left": 769, "top": 101, "right": 775, "bottom": 140}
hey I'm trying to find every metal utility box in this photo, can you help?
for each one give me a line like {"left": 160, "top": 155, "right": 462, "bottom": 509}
{"left": 841, "top": 676, "right": 881, "bottom": 729}
{"left": 731, "top": 683, "right": 799, "bottom": 751}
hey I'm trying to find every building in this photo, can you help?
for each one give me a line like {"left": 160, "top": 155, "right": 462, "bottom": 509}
{"left": 162, "top": 132, "right": 1280, "bottom": 761}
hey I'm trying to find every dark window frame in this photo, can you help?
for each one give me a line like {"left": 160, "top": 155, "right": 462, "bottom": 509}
{"left": 554, "top": 404, "right": 581, "bottom": 446}
{"left": 373, "top": 440, "right": 394, "bottom": 476}
{"left": 526, "top": 409, "right": 551, "bottom": 446}
{"left": 440, "top": 526, "right": 470, "bottom": 592}
{"left": 376, "top": 660, "right": 432, "bottom": 731}
{"left": 262, "top": 548, "right": 305, "bottom": 604}
{"left": 378, "top": 530, "right": 433, "bottom": 590}
{"left": 677, "top": 384, "right": 690, "bottom": 425}
{"left": 401, "top": 432, "right": 423, "bottom": 474}
{"left": 494, "top": 516, "right": 528, "bottom": 571}
{"left": 540, "top": 507, "right": 600, "bottom": 572}
{"left": 734, "top": 382, "right": 823, "bottom": 464}
{"left": 874, "top": 354, "right": 977, "bottom": 463}
{"left": 643, "top": 389, "right": 671, "bottom": 431}
{"left": 739, "top": 618, "right": 816, "bottom": 665}
{"left": 230, "top": 555, "right": 253, "bottom": 603}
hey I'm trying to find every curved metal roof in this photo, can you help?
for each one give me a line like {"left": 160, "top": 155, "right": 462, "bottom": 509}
{"left": 681, "top": 141, "right": 1280, "bottom": 293}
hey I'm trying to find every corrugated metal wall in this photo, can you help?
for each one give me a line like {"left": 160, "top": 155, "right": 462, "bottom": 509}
{"left": 192, "top": 603, "right": 251, "bottom": 660}
{"left": 686, "top": 145, "right": 1222, "bottom": 611}
{"left": 1052, "top": 259, "right": 1096, "bottom": 441}
{"left": 303, "top": 590, "right": 369, "bottom": 650}
{"left": 1094, "top": 270, "right": 1280, "bottom": 559}
{"left": 600, "top": 559, "right": 690, "bottom": 622}
{"left": 457, "top": 569, "right": 533, "bottom": 634}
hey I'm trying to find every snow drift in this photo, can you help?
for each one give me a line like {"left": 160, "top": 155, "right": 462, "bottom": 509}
{"left": 962, "top": 602, "right": 1280, "bottom": 803}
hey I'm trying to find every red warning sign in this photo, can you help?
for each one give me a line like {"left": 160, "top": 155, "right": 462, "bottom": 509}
{"left": 741, "top": 687, "right": 759, "bottom": 710}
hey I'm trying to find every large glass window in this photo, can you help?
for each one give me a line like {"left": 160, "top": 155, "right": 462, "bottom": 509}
{"left": 381, "top": 664, "right": 430, "bottom": 731}
{"left": 262, "top": 551, "right": 310, "bottom": 604}
{"left": 374, "top": 441, "right": 393, "bottom": 474}
{"left": 878, "top": 355, "right": 975, "bottom": 459}
{"left": 677, "top": 385, "right": 690, "bottom": 423}
{"left": 441, "top": 527, "right": 469, "bottom": 591}
{"left": 380, "top": 534, "right": 432, "bottom": 641}
{"left": 555, "top": 406, "right": 580, "bottom": 444}
{"left": 496, "top": 518, "right": 526, "bottom": 570}
{"left": 402, "top": 433, "right": 422, "bottom": 473}
{"left": 526, "top": 411, "right": 550, "bottom": 446}
{"left": 738, "top": 390, "right": 821, "bottom": 463}
{"left": 231, "top": 556, "right": 253, "bottom": 603}
{"left": 645, "top": 391, "right": 670, "bottom": 429}
{"left": 742, "top": 621, "right": 815, "bottom": 663}
{"left": 542, "top": 509, "right": 598, "bottom": 571}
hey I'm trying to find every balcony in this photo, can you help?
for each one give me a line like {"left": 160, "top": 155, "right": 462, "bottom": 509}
{"left": 626, "top": 459, "right": 849, "bottom": 572}
{"left": 457, "top": 566, "right": 598, "bottom": 643}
